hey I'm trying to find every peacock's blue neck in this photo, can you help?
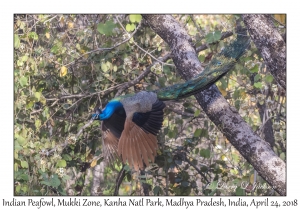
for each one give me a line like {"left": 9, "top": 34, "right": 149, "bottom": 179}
{"left": 94, "top": 100, "right": 123, "bottom": 120}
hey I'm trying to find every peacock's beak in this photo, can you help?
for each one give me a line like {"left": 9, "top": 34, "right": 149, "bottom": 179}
{"left": 91, "top": 114, "right": 99, "bottom": 120}
{"left": 92, "top": 108, "right": 102, "bottom": 120}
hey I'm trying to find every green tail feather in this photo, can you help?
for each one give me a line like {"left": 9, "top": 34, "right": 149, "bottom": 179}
{"left": 155, "top": 34, "right": 250, "bottom": 100}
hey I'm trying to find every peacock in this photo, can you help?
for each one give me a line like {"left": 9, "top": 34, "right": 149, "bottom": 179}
{"left": 92, "top": 34, "right": 250, "bottom": 170}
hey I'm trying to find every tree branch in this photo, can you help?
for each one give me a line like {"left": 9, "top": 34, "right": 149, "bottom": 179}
{"left": 142, "top": 14, "right": 286, "bottom": 195}
{"left": 242, "top": 14, "right": 286, "bottom": 90}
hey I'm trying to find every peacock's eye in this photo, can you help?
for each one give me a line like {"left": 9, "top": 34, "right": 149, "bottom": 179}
{"left": 217, "top": 61, "right": 222, "bottom": 65}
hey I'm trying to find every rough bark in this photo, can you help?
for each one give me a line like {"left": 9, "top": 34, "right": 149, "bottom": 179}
{"left": 91, "top": 161, "right": 106, "bottom": 195}
{"left": 142, "top": 15, "right": 286, "bottom": 195}
{"left": 257, "top": 102, "right": 275, "bottom": 147}
{"left": 242, "top": 14, "right": 286, "bottom": 90}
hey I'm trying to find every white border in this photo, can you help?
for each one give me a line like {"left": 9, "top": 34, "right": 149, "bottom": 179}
{"left": 2, "top": 1, "right": 296, "bottom": 209}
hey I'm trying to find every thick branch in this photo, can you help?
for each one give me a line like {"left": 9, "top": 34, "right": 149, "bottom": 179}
{"left": 242, "top": 14, "right": 286, "bottom": 90}
{"left": 142, "top": 14, "right": 286, "bottom": 195}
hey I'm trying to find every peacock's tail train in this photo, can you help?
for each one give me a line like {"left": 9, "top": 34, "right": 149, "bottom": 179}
{"left": 155, "top": 34, "right": 250, "bottom": 100}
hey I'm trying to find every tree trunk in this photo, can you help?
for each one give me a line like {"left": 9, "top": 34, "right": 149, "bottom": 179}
{"left": 242, "top": 14, "right": 286, "bottom": 90}
{"left": 91, "top": 161, "right": 106, "bottom": 195}
{"left": 142, "top": 14, "right": 286, "bottom": 195}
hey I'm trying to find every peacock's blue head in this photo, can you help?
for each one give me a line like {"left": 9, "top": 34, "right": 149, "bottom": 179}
{"left": 92, "top": 100, "right": 123, "bottom": 121}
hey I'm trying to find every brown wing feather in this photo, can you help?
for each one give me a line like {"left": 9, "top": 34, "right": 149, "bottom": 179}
{"left": 102, "top": 126, "right": 120, "bottom": 163}
{"left": 118, "top": 119, "right": 158, "bottom": 169}
{"left": 132, "top": 135, "right": 140, "bottom": 170}
{"left": 134, "top": 136, "right": 144, "bottom": 169}
{"left": 136, "top": 130, "right": 150, "bottom": 166}
{"left": 133, "top": 121, "right": 157, "bottom": 166}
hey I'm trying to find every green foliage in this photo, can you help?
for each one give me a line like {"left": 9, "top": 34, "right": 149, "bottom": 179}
{"left": 236, "top": 187, "right": 245, "bottom": 196}
{"left": 129, "top": 14, "right": 142, "bottom": 23}
{"left": 56, "top": 160, "right": 67, "bottom": 168}
{"left": 205, "top": 30, "right": 222, "bottom": 43}
{"left": 19, "top": 76, "right": 28, "bottom": 87}
{"left": 250, "top": 64, "right": 259, "bottom": 73}
{"left": 14, "top": 34, "right": 20, "bottom": 49}
{"left": 97, "top": 20, "right": 116, "bottom": 36}
{"left": 200, "top": 149, "right": 210, "bottom": 158}
{"left": 254, "top": 82, "right": 263, "bottom": 89}
{"left": 14, "top": 14, "right": 285, "bottom": 196}
{"left": 265, "top": 74, "right": 274, "bottom": 83}
{"left": 41, "top": 174, "right": 61, "bottom": 188}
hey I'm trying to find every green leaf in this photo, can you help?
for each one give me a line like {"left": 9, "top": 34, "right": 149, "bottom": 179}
{"left": 280, "top": 152, "right": 286, "bottom": 160}
{"left": 235, "top": 187, "right": 245, "bottom": 195}
{"left": 168, "top": 130, "right": 175, "bottom": 138}
{"left": 163, "top": 66, "right": 171, "bottom": 75}
{"left": 194, "top": 128, "right": 201, "bottom": 137}
{"left": 22, "top": 55, "right": 28, "bottom": 62}
{"left": 56, "top": 160, "right": 67, "bottom": 168}
{"left": 208, "top": 189, "right": 217, "bottom": 196}
{"left": 16, "top": 135, "right": 27, "bottom": 146}
{"left": 205, "top": 31, "right": 222, "bottom": 43}
{"left": 254, "top": 74, "right": 261, "bottom": 82}
{"left": 232, "top": 153, "right": 240, "bottom": 163}
{"left": 233, "top": 89, "right": 240, "bottom": 99}
{"left": 153, "top": 186, "right": 161, "bottom": 195}
{"left": 254, "top": 82, "right": 262, "bottom": 89}
{"left": 20, "top": 174, "right": 29, "bottom": 181}
{"left": 22, "top": 185, "right": 28, "bottom": 193}
{"left": 198, "top": 55, "right": 205, "bottom": 62}
{"left": 158, "top": 77, "right": 166, "bottom": 87}
{"left": 50, "top": 44, "right": 60, "bottom": 54}
{"left": 200, "top": 149, "right": 210, "bottom": 158}
{"left": 124, "top": 165, "right": 131, "bottom": 172}
{"left": 126, "top": 23, "right": 136, "bottom": 32}
{"left": 41, "top": 180, "right": 51, "bottom": 186}
{"left": 250, "top": 64, "right": 259, "bottom": 73}
{"left": 14, "top": 34, "right": 20, "bottom": 49}
{"left": 19, "top": 76, "right": 28, "bottom": 87}
{"left": 50, "top": 175, "right": 61, "bottom": 188}
{"left": 194, "top": 128, "right": 208, "bottom": 138}
{"left": 265, "top": 74, "right": 274, "bottom": 83}
{"left": 15, "top": 141, "right": 22, "bottom": 151}
{"left": 113, "top": 65, "right": 118, "bottom": 72}
{"left": 97, "top": 20, "right": 116, "bottom": 36}
{"left": 220, "top": 78, "right": 228, "bottom": 89}
{"left": 35, "top": 119, "right": 41, "bottom": 129}
{"left": 28, "top": 32, "right": 39, "bottom": 40}
{"left": 129, "top": 14, "right": 142, "bottom": 23}
{"left": 16, "top": 185, "right": 21, "bottom": 193}
{"left": 194, "top": 109, "right": 200, "bottom": 117}
{"left": 57, "top": 185, "right": 67, "bottom": 195}
{"left": 62, "top": 154, "right": 72, "bottom": 161}
{"left": 34, "top": 92, "right": 42, "bottom": 100}
{"left": 101, "top": 62, "right": 108, "bottom": 72}
{"left": 21, "top": 161, "right": 28, "bottom": 168}
{"left": 207, "top": 180, "right": 218, "bottom": 190}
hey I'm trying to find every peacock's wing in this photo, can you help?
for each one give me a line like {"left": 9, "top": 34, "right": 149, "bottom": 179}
{"left": 101, "top": 106, "right": 126, "bottom": 163}
{"left": 118, "top": 98, "right": 165, "bottom": 170}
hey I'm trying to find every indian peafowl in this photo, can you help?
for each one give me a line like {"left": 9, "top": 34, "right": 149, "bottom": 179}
{"left": 92, "top": 34, "right": 250, "bottom": 170}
